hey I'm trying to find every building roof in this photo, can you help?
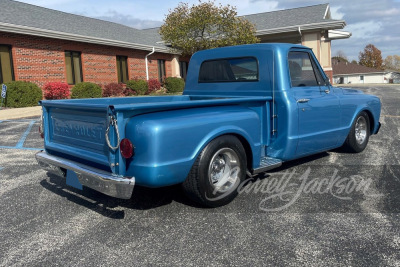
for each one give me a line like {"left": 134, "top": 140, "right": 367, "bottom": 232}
{"left": 243, "top": 4, "right": 346, "bottom": 35}
{"left": 0, "top": 0, "right": 346, "bottom": 53}
{"left": 333, "top": 61, "right": 385, "bottom": 75}
{"left": 0, "top": 0, "right": 170, "bottom": 52}
{"left": 385, "top": 69, "right": 400, "bottom": 74}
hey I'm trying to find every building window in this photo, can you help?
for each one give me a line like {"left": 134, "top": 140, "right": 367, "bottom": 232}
{"left": 199, "top": 57, "right": 258, "bottom": 83}
{"left": 179, "top": 61, "right": 188, "bottom": 80}
{"left": 65, "top": 51, "right": 83, "bottom": 85}
{"left": 157, "top": 59, "right": 166, "bottom": 82}
{"left": 0, "top": 45, "right": 14, "bottom": 84}
{"left": 360, "top": 75, "right": 364, "bottom": 81}
{"left": 116, "top": 55, "right": 128, "bottom": 83}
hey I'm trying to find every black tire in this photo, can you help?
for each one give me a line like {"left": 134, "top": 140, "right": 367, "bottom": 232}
{"left": 182, "top": 135, "right": 247, "bottom": 207}
{"left": 342, "top": 111, "right": 370, "bottom": 153}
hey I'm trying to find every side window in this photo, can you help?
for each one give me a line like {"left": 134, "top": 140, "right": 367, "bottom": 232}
{"left": 288, "top": 51, "right": 324, "bottom": 87}
{"left": 157, "top": 59, "right": 166, "bottom": 82}
{"left": 116, "top": 55, "right": 128, "bottom": 83}
{"left": 65, "top": 51, "right": 83, "bottom": 85}
{"left": 0, "top": 45, "right": 14, "bottom": 84}
{"left": 199, "top": 57, "right": 258, "bottom": 83}
{"left": 157, "top": 59, "right": 167, "bottom": 82}
{"left": 179, "top": 61, "right": 188, "bottom": 80}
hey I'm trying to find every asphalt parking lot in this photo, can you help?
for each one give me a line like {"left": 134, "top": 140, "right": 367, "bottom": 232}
{"left": 1, "top": 85, "right": 400, "bottom": 266}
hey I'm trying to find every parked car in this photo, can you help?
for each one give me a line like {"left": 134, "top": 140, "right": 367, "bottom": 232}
{"left": 36, "top": 43, "right": 381, "bottom": 207}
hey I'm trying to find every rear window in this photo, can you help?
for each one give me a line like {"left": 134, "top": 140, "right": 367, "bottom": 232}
{"left": 199, "top": 57, "right": 258, "bottom": 83}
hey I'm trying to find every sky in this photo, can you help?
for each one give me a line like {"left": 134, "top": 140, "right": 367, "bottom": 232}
{"left": 16, "top": 0, "right": 400, "bottom": 61}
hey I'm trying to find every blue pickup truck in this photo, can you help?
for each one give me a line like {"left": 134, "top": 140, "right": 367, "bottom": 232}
{"left": 36, "top": 43, "right": 381, "bottom": 207}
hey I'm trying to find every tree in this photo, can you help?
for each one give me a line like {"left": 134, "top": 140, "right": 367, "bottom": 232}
{"left": 351, "top": 60, "right": 358, "bottom": 65}
{"left": 159, "top": 1, "right": 260, "bottom": 56}
{"left": 384, "top": 55, "right": 400, "bottom": 71}
{"left": 358, "top": 44, "right": 383, "bottom": 69}
{"left": 333, "top": 50, "right": 348, "bottom": 62}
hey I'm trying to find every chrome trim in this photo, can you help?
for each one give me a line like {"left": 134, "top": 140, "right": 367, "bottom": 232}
{"left": 208, "top": 148, "right": 240, "bottom": 193}
{"left": 297, "top": 98, "right": 310, "bottom": 103}
{"left": 35, "top": 151, "right": 135, "bottom": 199}
{"left": 253, "top": 157, "right": 282, "bottom": 174}
{"left": 355, "top": 116, "right": 367, "bottom": 145}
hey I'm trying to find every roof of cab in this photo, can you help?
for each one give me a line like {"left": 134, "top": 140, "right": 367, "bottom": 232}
{"left": 191, "top": 43, "right": 309, "bottom": 61}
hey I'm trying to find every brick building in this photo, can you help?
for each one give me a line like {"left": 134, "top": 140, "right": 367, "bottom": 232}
{"left": 0, "top": 0, "right": 349, "bottom": 87}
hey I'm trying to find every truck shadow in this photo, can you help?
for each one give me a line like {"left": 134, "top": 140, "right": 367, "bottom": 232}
{"left": 39, "top": 152, "right": 331, "bottom": 218}
{"left": 40, "top": 173, "right": 201, "bottom": 219}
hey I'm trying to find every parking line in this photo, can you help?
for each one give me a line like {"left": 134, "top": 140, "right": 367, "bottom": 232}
{"left": 0, "top": 119, "right": 37, "bottom": 123}
{"left": 0, "top": 119, "right": 43, "bottom": 151}
{"left": 16, "top": 120, "right": 36, "bottom": 148}
{"left": 0, "top": 146, "right": 42, "bottom": 151}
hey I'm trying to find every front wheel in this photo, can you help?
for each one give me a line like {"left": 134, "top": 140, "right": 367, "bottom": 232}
{"left": 182, "top": 135, "right": 247, "bottom": 207}
{"left": 342, "top": 111, "right": 370, "bottom": 153}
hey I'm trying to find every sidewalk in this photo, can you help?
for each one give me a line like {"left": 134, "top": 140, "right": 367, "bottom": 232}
{"left": 0, "top": 106, "right": 41, "bottom": 120}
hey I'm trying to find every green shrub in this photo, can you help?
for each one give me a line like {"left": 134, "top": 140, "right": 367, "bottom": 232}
{"left": 71, "top": 82, "right": 102, "bottom": 99}
{"left": 4, "top": 81, "right": 42, "bottom": 108}
{"left": 164, "top": 77, "right": 185, "bottom": 93}
{"left": 125, "top": 79, "right": 148, "bottom": 96}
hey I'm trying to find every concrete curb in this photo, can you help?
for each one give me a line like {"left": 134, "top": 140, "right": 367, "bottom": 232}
{"left": 0, "top": 106, "right": 41, "bottom": 120}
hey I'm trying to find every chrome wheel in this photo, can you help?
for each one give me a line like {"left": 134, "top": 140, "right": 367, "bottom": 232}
{"left": 355, "top": 116, "right": 367, "bottom": 145}
{"left": 182, "top": 135, "right": 246, "bottom": 207}
{"left": 208, "top": 148, "right": 240, "bottom": 193}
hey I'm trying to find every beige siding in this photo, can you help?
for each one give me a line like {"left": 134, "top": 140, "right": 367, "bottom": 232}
{"left": 171, "top": 55, "right": 180, "bottom": 78}
{"left": 302, "top": 32, "right": 320, "bottom": 60}
{"left": 320, "top": 38, "right": 331, "bottom": 69}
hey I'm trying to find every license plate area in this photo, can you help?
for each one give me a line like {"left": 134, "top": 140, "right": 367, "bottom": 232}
{"left": 66, "top": 169, "right": 83, "bottom": 190}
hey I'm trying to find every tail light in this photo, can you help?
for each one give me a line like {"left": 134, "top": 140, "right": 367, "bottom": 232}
{"left": 120, "top": 138, "right": 134, "bottom": 159}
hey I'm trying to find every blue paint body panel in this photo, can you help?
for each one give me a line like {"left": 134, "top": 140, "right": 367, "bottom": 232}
{"left": 39, "top": 43, "right": 381, "bottom": 189}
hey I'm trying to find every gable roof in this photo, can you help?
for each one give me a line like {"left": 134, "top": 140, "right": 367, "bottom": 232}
{"left": 243, "top": 4, "right": 346, "bottom": 35}
{"left": 0, "top": 0, "right": 170, "bottom": 52}
{"left": 0, "top": 1, "right": 346, "bottom": 53}
{"left": 333, "top": 61, "right": 385, "bottom": 75}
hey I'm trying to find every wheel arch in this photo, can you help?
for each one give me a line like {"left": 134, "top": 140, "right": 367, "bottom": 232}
{"left": 231, "top": 133, "right": 253, "bottom": 173}
{"left": 198, "top": 132, "right": 255, "bottom": 172}
{"left": 362, "top": 109, "right": 375, "bottom": 134}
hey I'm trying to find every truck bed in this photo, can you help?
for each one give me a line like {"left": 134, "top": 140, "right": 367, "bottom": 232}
{"left": 40, "top": 95, "right": 272, "bottom": 176}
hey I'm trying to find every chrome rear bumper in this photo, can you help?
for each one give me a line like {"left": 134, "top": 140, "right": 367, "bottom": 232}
{"left": 35, "top": 151, "right": 135, "bottom": 199}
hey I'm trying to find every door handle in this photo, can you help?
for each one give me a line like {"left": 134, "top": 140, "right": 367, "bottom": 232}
{"left": 297, "top": 98, "right": 310, "bottom": 103}
{"left": 324, "top": 89, "right": 330, "bottom": 94}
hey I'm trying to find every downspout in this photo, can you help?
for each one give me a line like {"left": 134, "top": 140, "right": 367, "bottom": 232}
{"left": 145, "top": 47, "right": 155, "bottom": 81}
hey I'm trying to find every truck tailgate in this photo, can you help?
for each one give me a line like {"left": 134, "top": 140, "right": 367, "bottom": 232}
{"left": 43, "top": 105, "right": 112, "bottom": 172}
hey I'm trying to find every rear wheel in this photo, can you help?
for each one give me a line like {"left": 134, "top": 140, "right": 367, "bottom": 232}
{"left": 182, "top": 135, "right": 247, "bottom": 207}
{"left": 342, "top": 111, "right": 370, "bottom": 153}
